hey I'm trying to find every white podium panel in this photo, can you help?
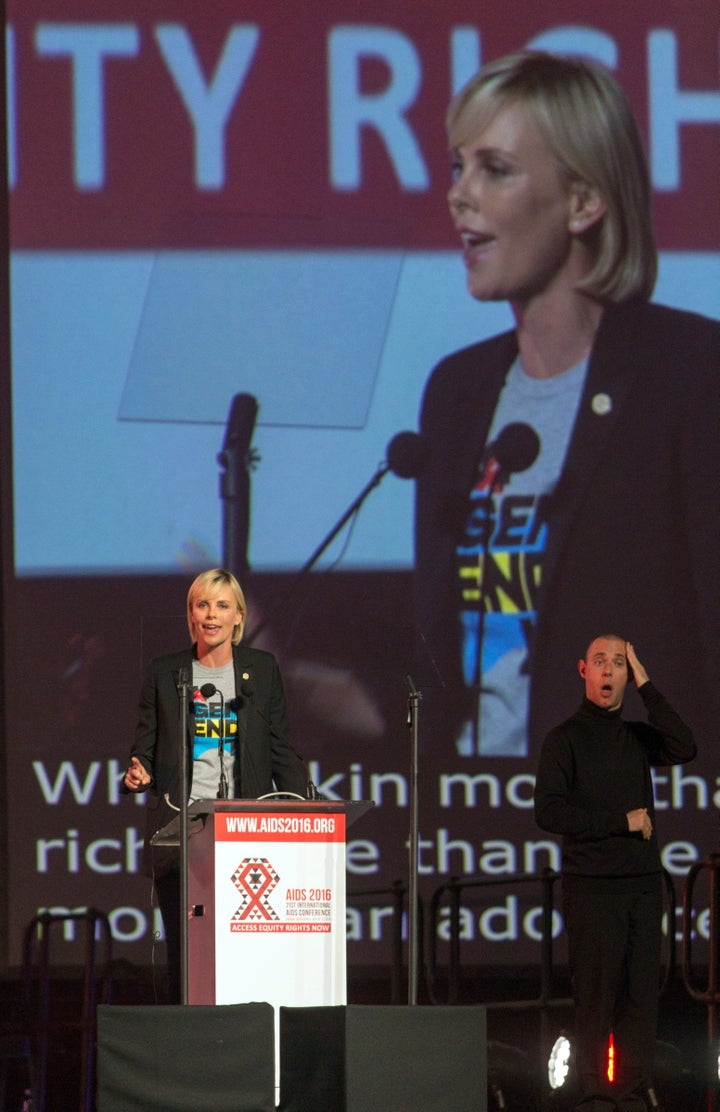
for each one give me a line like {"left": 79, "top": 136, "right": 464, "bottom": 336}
{"left": 186, "top": 801, "right": 370, "bottom": 1011}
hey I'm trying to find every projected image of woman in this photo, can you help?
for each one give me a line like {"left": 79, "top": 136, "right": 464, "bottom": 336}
{"left": 414, "top": 50, "right": 720, "bottom": 759}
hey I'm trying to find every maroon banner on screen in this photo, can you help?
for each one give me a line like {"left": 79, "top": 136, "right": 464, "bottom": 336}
{"left": 8, "top": 0, "right": 720, "bottom": 249}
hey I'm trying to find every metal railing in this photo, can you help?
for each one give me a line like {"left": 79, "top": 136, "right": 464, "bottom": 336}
{"left": 426, "top": 867, "right": 677, "bottom": 1050}
{"left": 347, "top": 881, "right": 407, "bottom": 1003}
{"left": 14, "top": 908, "right": 113, "bottom": 1112}
{"left": 426, "top": 868, "right": 569, "bottom": 1050}
{"left": 682, "top": 853, "right": 720, "bottom": 1111}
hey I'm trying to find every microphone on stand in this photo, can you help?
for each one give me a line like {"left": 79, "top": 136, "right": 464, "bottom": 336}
{"left": 386, "top": 431, "right": 429, "bottom": 480}
{"left": 218, "top": 392, "right": 259, "bottom": 579}
{"left": 480, "top": 421, "right": 540, "bottom": 491}
{"left": 245, "top": 428, "right": 429, "bottom": 644}
{"left": 199, "top": 682, "right": 228, "bottom": 799}
{"left": 470, "top": 421, "right": 541, "bottom": 754}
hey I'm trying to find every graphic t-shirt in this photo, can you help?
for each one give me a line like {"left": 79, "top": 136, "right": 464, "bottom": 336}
{"left": 190, "top": 660, "right": 239, "bottom": 800}
{"left": 455, "top": 355, "right": 587, "bottom": 757}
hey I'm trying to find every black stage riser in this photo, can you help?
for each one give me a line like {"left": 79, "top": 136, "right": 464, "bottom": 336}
{"left": 279, "top": 1004, "right": 487, "bottom": 1112}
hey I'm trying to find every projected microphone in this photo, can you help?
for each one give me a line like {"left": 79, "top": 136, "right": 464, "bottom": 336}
{"left": 246, "top": 428, "right": 428, "bottom": 644}
{"left": 199, "top": 682, "right": 228, "bottom": 799}
{"left": 482, "top": 421, "right": 540, "bottom": 489}
{"left": 218, "top": 392, "right": 259, "bottom": 578}
{"left": 386, "top": 431, "right": 428, "bottom": 479}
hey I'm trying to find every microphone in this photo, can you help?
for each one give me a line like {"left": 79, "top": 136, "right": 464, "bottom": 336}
{"left": 199, "top": 682, "right": 228, "bottom": 799}
{"left": 461, "top": 421, "right": 542, "bottom": 756}
{"left": 386, "top": 431, "right": 428, "bottom": 479}
{"left": 246, "top": 427, "right": 427, "bottom": 645}
{"left": 485, "top": 421, "right": 540, "bottom": 473}
{"left": 218, "top": 392, "right": 259, "bottom": 578}
{"left": 481, "top": 421, "right": 540, "bottom": 489}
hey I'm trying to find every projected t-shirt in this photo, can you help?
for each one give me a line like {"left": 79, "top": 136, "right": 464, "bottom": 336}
{"left": 455, "top": 355, "right": 587, "bottom": 757}
{"left": 190, "top": 660, "right": 239, "bottom": 800}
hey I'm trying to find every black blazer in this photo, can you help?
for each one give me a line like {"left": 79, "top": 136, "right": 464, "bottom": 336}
{"left": 131, "top": 642, "right": 309, "bottom": 874}
{"left": 415, "top": 299, "right": 720, "bottom": 753}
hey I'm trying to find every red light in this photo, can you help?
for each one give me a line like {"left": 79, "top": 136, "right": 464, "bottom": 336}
{"left": 607, "top": 1032, "right": 615, "bottom": 1083}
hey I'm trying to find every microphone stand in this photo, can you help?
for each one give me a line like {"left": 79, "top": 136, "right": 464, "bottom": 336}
{"left": 218, "top": 747, "right": 228, "bottom": 799}
{"left": 406, "top": 674, "right": 422, "bottom": 1005}
{"left": 474, "top": 524, "right": 490, "bottom": 754}
{"left": 218, "top": 392, "right": 259, "bottom": 580}
{"left": 470, "top": 425, "right": 540, "bottom": 752}
{"left": 247, "top": 459, "right": 390, "bottom": 643}
{"left": 470, "top": 460, "right": 503, "bottom": 754}
{"left": 217, "top": 699, "right": 228, "bottom": 800}
{"left": 177, "top": 667, "right": 191, "bottom": 1005}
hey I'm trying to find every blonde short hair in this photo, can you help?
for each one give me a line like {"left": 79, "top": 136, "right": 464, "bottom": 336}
{"left": 187, "top": 568, "right": 247, "bottom": 645}
{"left": 447, "top": 51, "right": 657, "bottom": 303}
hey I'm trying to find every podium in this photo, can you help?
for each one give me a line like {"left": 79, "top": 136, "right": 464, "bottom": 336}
{"left": 97, "top": 800, "right": 373, "bottom": 1111}
{"left": 182, "top": 799, "right": 373, "bottom": 1009}
{"left": 99, "top": 800, "right": 490, "bottom": 1110}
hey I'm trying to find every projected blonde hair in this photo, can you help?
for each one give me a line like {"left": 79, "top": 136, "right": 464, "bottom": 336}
{"left": 447, "top": 51, "right": 657, "bottom": 303}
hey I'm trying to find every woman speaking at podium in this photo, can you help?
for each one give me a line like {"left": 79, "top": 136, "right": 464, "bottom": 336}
{"left": 123, "top": 567, "right": 309, "bottom": 1002}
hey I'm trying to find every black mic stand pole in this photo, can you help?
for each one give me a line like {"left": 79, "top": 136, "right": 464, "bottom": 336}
{"left": 294, "top": 462, "right": 390, "bottom": 576}
{"left": 406, "top": 674, "right": 422, "bottom": 1005}
{"left": 218, "top": 392, "right": 259, "bottom": 580}
{"left": 247, "top": 459, "right": 390, "bottom": 643}
{"left": 218, "top": 698, "right": 228, "bottom": 800}
{"left": 177, "top": 667, "right": 191, "bottom": 1005}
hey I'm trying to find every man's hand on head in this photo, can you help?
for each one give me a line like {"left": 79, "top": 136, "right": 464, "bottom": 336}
{"left": 625, "top": 642, "right": 649, "bottom": 688}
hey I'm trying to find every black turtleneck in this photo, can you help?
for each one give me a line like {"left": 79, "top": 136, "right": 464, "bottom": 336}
{"left": 534, "top": 682, "right": 696, "bottom": 879}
